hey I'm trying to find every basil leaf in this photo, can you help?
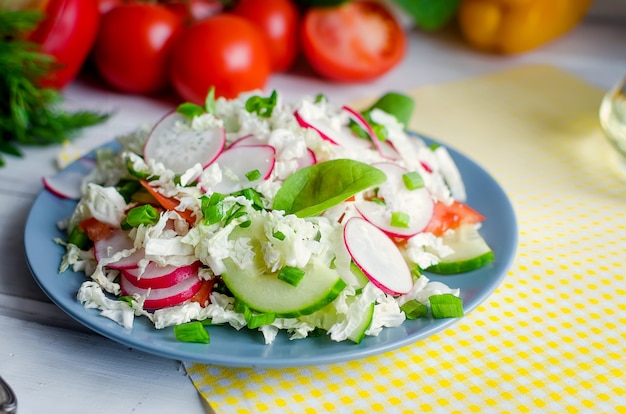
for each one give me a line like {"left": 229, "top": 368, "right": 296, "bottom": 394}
{"left": 273, "top": 159, "right": 386, "bottom": 217}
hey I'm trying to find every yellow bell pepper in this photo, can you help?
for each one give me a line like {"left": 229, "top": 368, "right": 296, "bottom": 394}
{"left": 458, "top": 0, "right": 593, "bottom": 54}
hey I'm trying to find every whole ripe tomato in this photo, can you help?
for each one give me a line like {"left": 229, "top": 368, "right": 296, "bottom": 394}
{"left": 92, "top": 3, "right": 182, "bottom": 94}
{"left": 96, "top": 0, "right": 122, "bottom": 15}
{"left": 160, "top": 0, "right": 223, "bottom": 24}
{"left": 231, "top": 0, "right": 299, "bottom": 72}
{"left": 169, "top": 14, "right": 271, "bottom": 103}
{"left": 26, "top": 0, "right": 100, "bottom": 88}
{"left": 300, "top": 0, "right": 406, "bottom": 82}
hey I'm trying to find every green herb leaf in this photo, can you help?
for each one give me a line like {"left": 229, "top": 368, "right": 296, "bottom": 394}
{"left": 0, "top": 9, "right": 109, "bottom": 167}
{"left": 177, "top": 102, "right": 205, "bottom": 119}
{"left": 364, "top": 92, "right": 415, "bottom": 128}
{"left": 273, "top": 159, "right": 387, "bottom": 217}
{"left": 429, "top": 293, "right": 464, "bottom": 319}
{"left": 245, "top": 90, "right": 278, "bottom": 118}
{"left": 174, "top": 322, "right": 211, "bottom": 344}
{"left": 201, "top": 192, "right": 227, "bottom": 225}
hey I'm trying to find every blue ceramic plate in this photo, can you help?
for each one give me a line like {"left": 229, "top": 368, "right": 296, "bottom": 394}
{"left": 24, "top": 134, "right": 517, "bottom": 368}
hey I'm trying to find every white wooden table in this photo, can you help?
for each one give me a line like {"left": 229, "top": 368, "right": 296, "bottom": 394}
{"left": 1, "top": 2, "right": 625, "bottom": 412}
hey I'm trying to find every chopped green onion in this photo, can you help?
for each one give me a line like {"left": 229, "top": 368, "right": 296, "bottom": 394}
{"left": 272, "top": 231, "right": 286, "bottom": 241}
{"left": 390, "top": 211, "right": 410, "bottom": 228}
{"left": 177, "top": 102, "right": 205, "bottom": 119}
{"left": 201, "top": 192, "right": 227, "bottom": 225}
{"left": 116, "top": 179, "right": 142, "bottom": 203}
{"left": 121, "top": 204, "right": 159, "bottom": 230}
{"left": 429, "top": 143, "right": 440, "bottom": 151}
{"left": 238, "top": 220, "right": 251, "bottom": 228}
{"left": 231, "top": 188, "right": 265, "bottom": 210}
{"left": 118, "top": 296, "right": 134, "bottom": 307}
{"left": 245, "top": 169, "right": 262, "bottom": 181}
{"left": 67, "top": 226, "right": 89, "bottom": 249}
{"left": 429, "top": 294, "right": 464, "bottom": 319}
{"left": 402, "top": 171, "right": 424, "bottom": 190}
{"left": 204, "top": 86, "right": 216, "bottom": 114}
{"left": 125, "top": 157, "right": 153, "bottom": 180}
{"left": 245, "top": 90, "right": 277, "bottom": 118}
{"left": 314, "top": 93, "right": 327, "bottom": 103}
{"left": 277, "top": 266, "right": 305, "bottom": 287}
{"left": 400, "top": 300, "right": 428, "bottom": 320}
{"left": 234, "top": 300, "right": 252, "bottom": 320}
{"left": 174, "top": 322, "right": 210, "bottom": 344}
{"left": 224, "top": 203, "right": 247, "bottom": 225}
{"left": 246, "top": 312, "right": 276, "bottom": 329}
{"left": 370, "top": 197, "right": 386, "bottom": 206}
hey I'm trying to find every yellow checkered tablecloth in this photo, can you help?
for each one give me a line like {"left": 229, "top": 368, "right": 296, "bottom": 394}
{"left": 185, "top": 66, "right": 626, "bottom": 413}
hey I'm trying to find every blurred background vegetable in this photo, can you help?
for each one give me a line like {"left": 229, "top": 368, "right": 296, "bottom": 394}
{"left": 0, "top": 8, "right": 108, "bottom": 166}
{"left": 458, "top": 0, "right": 594, "bottom": 54}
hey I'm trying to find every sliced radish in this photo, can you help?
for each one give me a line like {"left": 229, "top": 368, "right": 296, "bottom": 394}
{"left": 42, "top": 158, "right": 96, "bottom": 200}
{"left": 355, "top": 162, "right": 434, "bottom": 238}
{"left": 343, "top": 217, "right": 413, "bottom": 296}
{"left": 120, "top": 272, "right": 202, "bottom": 309}
{"left": 342, "top": 105, "right": 397, "bottom": 160}
{"left": 143, "top": 111, "right": 226, "bottom": 174}
{"left": 294, "top": 107, "right": 370, "bottom": 150}
{"left": 122, "top": 261, "right": 201, "bottom": 289}
{"left": 94, "top": 228, "right": 143, "bottom": 269}
{"left": 297, "top": 148, "right": 317, "bottom": 170}
{"left": 207, "top": 144, "right": 276, "bottom": 194}
{"left": 229, "top": 134, "right": 264, "bottom": 148}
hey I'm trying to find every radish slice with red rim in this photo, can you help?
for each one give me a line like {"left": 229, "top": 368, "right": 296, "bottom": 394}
{"left": 342, "top": 105, "right": 397, "bottom": 160}
{"left": 343, "top": 217, "right": 413, "bottom": 296}
{"left": 42, "top": 158, "right": 96, "bottom": 200}
{"left": 94, "top": 229, "right": 143, "bottom": 269}
{"left": 122, "top": 261, "right": 201, "bottom": 289}
{"left": 294, "top": 105, "right": 370, "bottom": 149}
{"left": 143, "top": 111, "right": 226, "bottom": 174}
{"left": 120, "top": 272, "right": 202, "bottom": 310}
{"left": 206, "top": 144, "right": 276, "bottom": 194}
{"left": 229, "top": 134, "right": 264, "bottom": 148}
{"left": 355, "top": 162, "right": 434, "bottom": 238}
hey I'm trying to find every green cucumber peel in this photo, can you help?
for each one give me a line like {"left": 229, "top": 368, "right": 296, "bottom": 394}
{"left": 273, "top": 159, "right": 387, "bottom": 217}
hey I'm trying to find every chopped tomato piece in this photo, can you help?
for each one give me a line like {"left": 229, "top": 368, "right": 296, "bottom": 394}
{"left": 78, "top": 217, "right": 112, "bottom": 242}
{"left": 139, "top": 179, "right": 196, "bottom": 225}
{"left": 189, "top": 279, "right": 216, "bottom": 307}
{"left": 423, "top": 200, "right": 485, "bottom": 236}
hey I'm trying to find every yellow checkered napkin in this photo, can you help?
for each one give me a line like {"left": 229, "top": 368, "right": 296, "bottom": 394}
{"left": 185, "top": 66, "right": 626, "bottom": 413}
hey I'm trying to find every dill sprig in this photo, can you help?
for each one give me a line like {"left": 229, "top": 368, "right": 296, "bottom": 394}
{"left": 0, "top": 9, "right": 109, "bottom": 167}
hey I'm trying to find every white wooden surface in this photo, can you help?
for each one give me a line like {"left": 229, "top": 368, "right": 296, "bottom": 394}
{"left": 1, "top": 3, "right": 624, "bottom": 413}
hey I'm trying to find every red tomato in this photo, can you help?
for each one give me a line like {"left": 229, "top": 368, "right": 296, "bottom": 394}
{"left": 169, "top": 14, "right": 271, "bottom": 103}
{"left": 300, "top": 1, "right": 406, "bottom": 82}
{"left": 92, "top": 4, "right": 182, "bottom": 94}
{"left": 78, "top": 217, "right": 112, "bottom": 243}
{"left": 27, "top": 0, "right": 101, "bottom": 88}
{"left": 97, "top": 0, "right": 122, "bottom": 14}
{"left": 423, "top": 201, "right": 486, "bottom": 236}
{"left": 231, "top": 0, "right": 299, "bottom": 72}
{"left": 160, "top": 0, "right": 223, "bottom": 24}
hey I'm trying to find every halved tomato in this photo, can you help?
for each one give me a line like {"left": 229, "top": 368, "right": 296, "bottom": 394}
{"left": 300, "top": 0, "right": 406, "bottom": 82}
{"left": 423, "top": 200, "right": 486, "bottom": 236}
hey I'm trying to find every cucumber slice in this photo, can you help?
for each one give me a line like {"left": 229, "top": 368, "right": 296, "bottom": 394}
{"left": 426, "top": 224, "right": 494, "bottom": 274}
{"left": 222, "top": 259, "right": 346, "bottom": 318}
{"left": 348, "top": 302, "right": 375, "bottom": 344}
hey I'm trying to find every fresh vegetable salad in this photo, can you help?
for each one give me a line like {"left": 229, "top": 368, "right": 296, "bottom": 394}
{"left": 54, "top": 90, "right": 494, "bottom": 345}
